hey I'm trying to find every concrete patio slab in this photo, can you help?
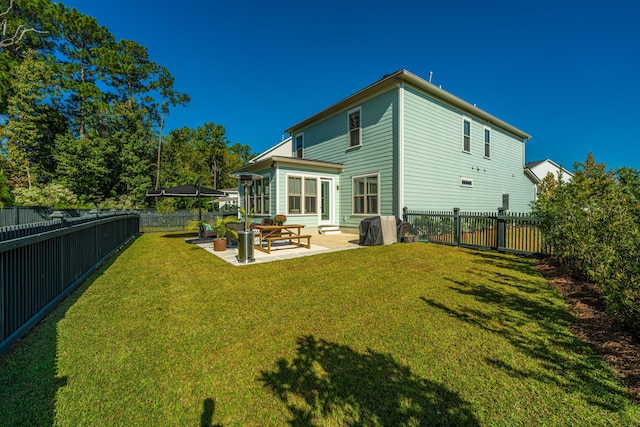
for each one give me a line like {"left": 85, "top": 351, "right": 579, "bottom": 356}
{"left": 196, "top": 233, "right": 362, "bottom": 265}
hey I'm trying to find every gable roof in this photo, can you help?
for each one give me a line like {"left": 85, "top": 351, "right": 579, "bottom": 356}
{"left": 249, "top": 137, "right": 292, "bottom": 164}
{"left": 525, "top": 158, "right": 574, "bottom": 183}
{"left": 285, "top": 69, "right": 531, "bottom": 140}
{"left": 234, "top": 156, "right": 344, "bottom": 174}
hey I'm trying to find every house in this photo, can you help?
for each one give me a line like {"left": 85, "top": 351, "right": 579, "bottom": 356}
{"left": 233, "top": 70, "right": 536, "bottom": 232}
{"left": 216, "top": 188, "right": 239, "bottom": 212}
{"left": 525, "top": 159, "right": 573, "bottom": 183}
{"left": 525, "top": 159, "right": 573, "bottom": 200}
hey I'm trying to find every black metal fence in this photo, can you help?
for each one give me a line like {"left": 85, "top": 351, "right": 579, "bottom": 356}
{"left": 137, "top": 208, "right": 238, "bottom": 233}
{"left": 0, "top": 212, "right": 140, "bottom": 355}
{"left": 403, "top": 207, "right": 549, "bottom": 255}
{"left": 0, "top": 207, "right": 239, "bottom": 234}
{"left": 0, "top": 206, "right": 99, "bottom": 227}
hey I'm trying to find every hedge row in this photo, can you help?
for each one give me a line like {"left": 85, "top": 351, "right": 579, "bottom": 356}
{"left": 533, "top": 154, "right": 640, "bottom": 334}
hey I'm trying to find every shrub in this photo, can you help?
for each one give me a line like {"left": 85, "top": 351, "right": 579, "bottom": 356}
{"left": 533, "top": 154, "right": 640, "bottom": 333}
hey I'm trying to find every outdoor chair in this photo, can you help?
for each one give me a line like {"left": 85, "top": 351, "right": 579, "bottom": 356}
{"left": 198, "top": 223, "right": 217, "bottom": 239}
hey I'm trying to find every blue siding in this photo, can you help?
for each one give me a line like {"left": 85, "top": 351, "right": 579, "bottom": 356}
{"left": 301, "top": 89, "right": 398, "bottom": 228}
{"left": 270, "top": 75, "right": 535, "bottom": 229}
{"left": 402, "top": 84, "right": 535, "bottom": 211}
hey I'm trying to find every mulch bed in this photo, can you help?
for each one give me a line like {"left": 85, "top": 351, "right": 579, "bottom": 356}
{"left": 534, "top": 258, "right": 640, "bottom": 402}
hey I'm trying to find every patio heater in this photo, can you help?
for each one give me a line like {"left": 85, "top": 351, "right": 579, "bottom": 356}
{"left": 232, "top": 172, "right": 263, "bottom": 263}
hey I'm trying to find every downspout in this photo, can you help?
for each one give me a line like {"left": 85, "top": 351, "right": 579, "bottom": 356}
{"left": 397, "top": 81, "right": 405, "bottom": 217}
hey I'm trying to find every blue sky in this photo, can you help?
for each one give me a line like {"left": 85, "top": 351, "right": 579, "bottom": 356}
{"left": 60, "top": 0, "right": 640, "bottom": 171}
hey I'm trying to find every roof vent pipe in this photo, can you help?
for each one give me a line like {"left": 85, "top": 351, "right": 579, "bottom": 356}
{"left": 429, "top": 71, "right": 433, "bottom": 83}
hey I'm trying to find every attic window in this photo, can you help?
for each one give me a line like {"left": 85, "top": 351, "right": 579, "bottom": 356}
{"left": 348, "top": 108, "right": 361, "bottom": 148}
{"left": 460, "top": 177, "right": 473, "bottom": 187}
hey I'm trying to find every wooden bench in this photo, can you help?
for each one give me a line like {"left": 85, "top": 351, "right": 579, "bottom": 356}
{"left": 263, "top": 234, "right": 312, "bottom": 253}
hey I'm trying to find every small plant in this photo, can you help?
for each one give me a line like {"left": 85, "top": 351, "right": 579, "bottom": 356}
{"left": 274, "top": 214, "right": 287, "bottom": 225}
{"left": 212, "top": 215, "right": 241, "bottom": 240}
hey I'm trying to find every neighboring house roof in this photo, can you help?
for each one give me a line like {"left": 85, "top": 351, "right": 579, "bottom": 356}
{"left": 525, "top": 159, "right": 573, "bottom": 183}
{"left": 249, "top": 137, "right": 292, "bottom": 164}
{"left": 285, "top": 69, "right": 531, "bottom": 140}
{"left": 218, "top": 187, "right": 238, "bottom": 194}
{"left": 235, "top": 156, "right": 344, "bottom": 173}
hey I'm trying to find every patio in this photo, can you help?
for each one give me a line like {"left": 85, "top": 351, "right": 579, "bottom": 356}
{"left": 196, "top": 232, "right": 362, "bottom": 265}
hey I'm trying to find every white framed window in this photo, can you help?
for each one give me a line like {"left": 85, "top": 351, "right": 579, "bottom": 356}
{"left": 295, "top": 133, "right": 303, "bottom": 159}
{"left": 348, "top": 107, "right": 361, "bottom": 148}
{"left": 484, "top": 127, "right": 491, "bottom": 158}
{"left": 304, "top": 178, "right": 317, "bottom": 214}
{"left": 352, "top": 174, "right": 379, "bottom": 215}
{"left": 250, "top": 177, "right": 270, "bottom": 214}
{"left": 462, "top": 117, "right": 471, "bottom": 153}
{"left": 287, "top": 175, "right": 318, "bottom": 214}
{"left": 460, "top": 177, "right": 473, "bottom": 187}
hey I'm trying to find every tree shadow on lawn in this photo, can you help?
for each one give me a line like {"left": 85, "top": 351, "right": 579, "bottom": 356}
{"left": 0, "top": 244, "right": 130, "bottom": 426}
{"left": 200, "top": 398, "right": 223, "bottom": 427}
{"left": 421, "top": 273, "right": 635, "bottom": 413}
{"left": 260, "top": 335, "right": 479, "bottom": 426}
{"left": 467, "top": 250, "right": 546, "bottom": 277}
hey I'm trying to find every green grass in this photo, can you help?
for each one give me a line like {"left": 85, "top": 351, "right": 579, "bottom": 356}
{"left": 1, "top": 233, "right": 639, "bottom": 426}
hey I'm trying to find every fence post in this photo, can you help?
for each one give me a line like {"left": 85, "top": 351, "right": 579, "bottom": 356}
{"left": 453, "top": 207, "right": 460, "bottom": 246}
{"left": 49, "top": 210, "right": 67, "bottom": 226}
{"left": 497, "top": 208, "right": 506, "bottom": 250}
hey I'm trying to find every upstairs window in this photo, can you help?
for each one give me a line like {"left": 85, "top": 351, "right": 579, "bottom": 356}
{"left": 295, "top": 133, "right": 303, "bottom": 158}
{"left": 348, "top": 108, "right": 361, "bottom": 148}
{"left": 463, "top": 118, "right": 471, "bottom": 153}
{"left": 484, "top": 127, "right": 491, "bottom": 158}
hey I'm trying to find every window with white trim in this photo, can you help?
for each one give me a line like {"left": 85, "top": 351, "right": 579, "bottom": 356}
{"left": 353, "top": 174, "right": 378, "bottom": 215}
{"left": 484, "top": 127, "right": 491, "bottom": 158}
{"left": 295, "top": 133, "right": 303, "bottom": 159}
{"left": 304, "top": 178, "right": 317, "bottom": 213}
{"left": 463, "top": 117, "right": 471, "bottom": 153}
{"left": 348, "top": 108, "right": 361, "bottom": 148}
{"left": 287, "top": 175, "right": 318, "bottom": 214}
{"left": 460, "top": 177, "right": 473, "bottom": 187}
{"left": 250, "top": 177, "right": 270, "bottom": 214}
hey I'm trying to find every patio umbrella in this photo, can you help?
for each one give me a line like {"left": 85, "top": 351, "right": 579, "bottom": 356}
{"left": 146, "top": 178, "right": 226, "bottom": 220}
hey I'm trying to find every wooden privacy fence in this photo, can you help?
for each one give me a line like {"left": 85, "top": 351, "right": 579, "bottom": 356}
{"left": 403, "top": 207, "right": 549, "bottom": 255}
{"left": 0, "top": 212, "right": 140, "bottom": 355}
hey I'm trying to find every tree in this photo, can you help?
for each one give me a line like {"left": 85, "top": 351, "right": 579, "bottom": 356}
{"left": 13, "top": 182, "right": 77, "bottom": 207}
{"left": 104, "top": 99, "right": 155, "bottom": 204}
{"left": 152, "top": 66, "right": 189, "bottom": 189}
{"left": 0, "top": 170, "right": 12, "bottom": 206}
{"left": 57, "top": 5, "right": 113, "bottom": 139}
{"left": 0, "top": 0, "right": 47, "bottom": 50}
{"left": 1, "top": 49, "right": 57, "bottom": 188}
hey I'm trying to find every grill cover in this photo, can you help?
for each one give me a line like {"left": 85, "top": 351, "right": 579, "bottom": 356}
{"left": 358, "top": 216, "right": 402, "bottom": 246}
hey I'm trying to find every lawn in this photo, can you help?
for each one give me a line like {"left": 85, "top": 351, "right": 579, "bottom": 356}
{"left": 1, "top": 232, "right": 639, "bottom": 426}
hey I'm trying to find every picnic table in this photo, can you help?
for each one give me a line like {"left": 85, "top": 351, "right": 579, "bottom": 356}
{"left": 253, "top": 224, "right": 312, "bottom": 254}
